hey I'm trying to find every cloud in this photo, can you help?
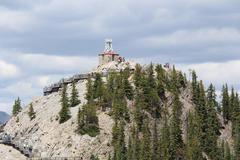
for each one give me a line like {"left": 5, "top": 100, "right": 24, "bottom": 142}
{"left": 0, "top": 102, "right": 13, "bottom": 115}
{"left": 0, "top": 59, "right": 20, "bottom": 79}
{"left": 138, "top": 28, "right": 240, "bottom": 48}
{"left": 177, "top": 60, "right": 240, "bottom": 90}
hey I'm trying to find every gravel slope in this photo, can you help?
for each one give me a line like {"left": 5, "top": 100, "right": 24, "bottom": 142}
{"left": 0, "top": 144, "right": 26, "bottom": 160}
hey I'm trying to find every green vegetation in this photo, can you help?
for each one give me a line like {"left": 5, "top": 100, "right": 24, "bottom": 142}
{"left": 12, "top": 97, "right": 22, "bottom": 116}
{"left": 59, "top": 85, "right": 71, "bottom": 123}
{"left": 28, "top": 103, "right": 36, "bottom": 120}
{"left": 72, "top": 62, "right": 240, "bottom": 159}
{"left": 70, "top": 81, "right": 81, "bottom": 107}
{"left": 77, "top": 76, "right": 100, "bottom": 137}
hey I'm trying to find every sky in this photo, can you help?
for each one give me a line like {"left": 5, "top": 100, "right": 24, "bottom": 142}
{"left": 0, "top": 0, "right": 240, "bottom": 114}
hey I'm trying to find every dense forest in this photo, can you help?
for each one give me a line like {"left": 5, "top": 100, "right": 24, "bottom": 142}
{"left": 12, "top": 63, "right": 240, "bottom": 160}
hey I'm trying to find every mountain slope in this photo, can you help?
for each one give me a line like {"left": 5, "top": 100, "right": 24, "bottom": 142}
{"left": 3, "top": 62, "right": 236, "bottom": 159}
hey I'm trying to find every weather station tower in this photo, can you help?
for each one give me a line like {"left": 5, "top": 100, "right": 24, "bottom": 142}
{"left": 98, "top": 39, "right": 121, "bottom": 65}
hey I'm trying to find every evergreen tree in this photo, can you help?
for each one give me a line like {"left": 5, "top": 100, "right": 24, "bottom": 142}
{"left": 152, "top": 119, "right": 159, "bottom": 160}
{"left": 222, "top": 84, "right": 230, "bottom": 123}
{"left": 170, "top": 65, "right": 179, "bottom": 93}
{"left": 12, "top": 97, "right": 22, "bottom": 116}
{"left": 59, "top": 85, "right": 71, "bottom": 124}
{"left": 113, "top": 120, "right": 127, "bottom": 160}
{"left": 93, "top": 73, "right": 104, "bottom": 101}
{"left": 142, "top": 64, "right": 161, "bottom": 117}
{"left": 178, "top": 71, "right": 186, "bottom": 89}
{"left": 159, "top": 104, "right": 171, "bottom": 160}
{"left": 191, "top": 70, "right": 198, "bottom": 105}
{"left": 234, "top": 122, "right": 240, "bottom": 159}
{"left": 85, "top": 77, "right": 94, "bottom": 102}
{"left": 205, "top": 84, "right": 221, "bottom": 158}
{"left": 112, "top": 76, "right": 129, "bottom": 121}
{"left": 169, "top": 92, "right": 184, "bottom": 159}
{"left": 127, "top": 126, "right": 139, "bottom": 160}
{"left": 232, "top": 93, "right": 240, "bottom": 136}
{"left": 70, "top": 81, "right": 81, "bottom": 107}
{"left": 123, "top": 68, "right": 134, "bottom": 100}
{"left": 186, "top": 111, "right": 202, "bottom": 160}
{"left": 28, "top": 103, "right": 36, "bottom": 120}
{"left": 195, "top": 81, "right": 208, "bottom": 150}
{"left": 229, "top": 87, "right": 235, "bottom": 122}
{"left": 134, "top": 90, "right": 145, "bottom": 132}
{"left": 155, "top": 64, "right": 166, "bottom": 99}
{"left": 76, "top": 103, "right": 100, "bottom": 137}
{"left": 134, "top": 63, "right": 143, "bottom": 89}
{"left": 140, "top": 119, "right": 151, "bottom": 160}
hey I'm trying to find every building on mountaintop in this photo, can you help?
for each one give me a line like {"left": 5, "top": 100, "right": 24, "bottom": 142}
{"left": 98, "top": 39, "right": 124, "bottom": 65}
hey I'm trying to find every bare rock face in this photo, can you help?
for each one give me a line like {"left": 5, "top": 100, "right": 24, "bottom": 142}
{"left": 93, "top": 60, "right": 136, "bottom": 73}
{"left": 4, "top": 80, "right": 114, "bottom": 159}
{"left": 0, "top": 144, "right": 27, "bottom": 160}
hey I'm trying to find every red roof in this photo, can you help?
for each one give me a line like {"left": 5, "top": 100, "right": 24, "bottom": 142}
{"left": 99, "top": 51, "right": 119, "bottom": 55}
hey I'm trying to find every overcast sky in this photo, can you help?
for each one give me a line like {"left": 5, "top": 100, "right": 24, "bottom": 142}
{"left": 0, "top": 0, "right": 240, "bottom": 114}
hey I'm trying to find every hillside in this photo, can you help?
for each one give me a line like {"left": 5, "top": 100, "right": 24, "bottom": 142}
{"left": 2, "top": 61, "right": 239, "bottom": 160}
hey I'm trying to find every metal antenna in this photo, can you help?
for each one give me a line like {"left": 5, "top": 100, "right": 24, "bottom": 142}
{"left": 104, "top": 39, "right": 113, "bottom": 52}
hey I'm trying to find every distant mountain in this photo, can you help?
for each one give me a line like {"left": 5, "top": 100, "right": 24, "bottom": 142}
{"left": 0, "top": 111, "right": 10, "bottom": 124}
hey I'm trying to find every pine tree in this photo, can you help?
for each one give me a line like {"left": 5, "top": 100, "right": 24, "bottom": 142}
{"left": 85, "top": 77, "right": 94, "bottom": 102}
{"left": 222, "top": 84, "right": 230, "bottom": 123}
{"left": 113, "top": 120, "right": 127, "bottom": 160}
{"left": 229, "top": 87, "right": 235, "bottom": 121}
{"left": 28, "top": 103, "right": 36, "bottom": 120}
{"left": 186, "top": 111, "right": 202, "bottom": 160}
{"left": 134, "top": 63, "right": 143, "bottom": 89}
{"left": 178, "top": 71, "right": 186, "bottom": 89}
{"left": 142, "top": 64, "right": 161, "bottom": 117}
{"left": 93, "top": 73, "right": 104, "bottom": 101}
{"left": 232, "top": 93, "right": 240, "bottom": 136}
{"left": 140, "top": 119, "right": 151, "bottom": 160}
{"left": 112, "top": 76, "right": 129, "bottom": 121}
{"left": 134, "top": 90, "right": 145, "bottom": 132}
{"left": 169, "top": 92, "right": 184, "bottom": 159}
{"left": 170, "top": 65, "right": 179, "bottom": 93}
{"left": 76, "top": 103, "right": 100, "bottom": 137}
{"left": 159, "top": 104, "right": 171, "bottom": 160}
{"left": 127, "top": 125, "right": 140, "bottom": 160}
{"left": 155, "top": 64, "right": 166, "bottom": 99}
{"left": 12, "top": 97, "right": 22, "bottom": 116}
{"left": 205, "top": 91, "right": 221, "bottom": 158}
{"left": 123, "top": 68, "right": 134, "bottom": 100}
{"left": 195, "top": 81, "right": 208, "bottom": 150}
{"left": 59, "top": 85, "right": 71, "bottom": 124}
{"left": 191, "top": 70, "right": 198, "bottom": 105}
{"left": 152, "top": 119, "right": 159, "bottom": 160}
{"left": 70, "top": 81, "right": 81, "bottom": 107}
{"left": 234, "top": 118, "right": 240, "bottom": 159}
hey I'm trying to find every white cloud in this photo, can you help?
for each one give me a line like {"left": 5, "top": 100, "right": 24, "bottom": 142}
{"left": 18, "top": 53, "right": 98, "bottom": 73}
{"left": 0, "top": 8, "right": 35, "bottom": 32}
{"left": 4, "top": 81, "right": 35, "bottom": 97}
{"left": 0, "top": 59, "right": 20, "bottom": 79}
{"left": 0, "top": 102, "right": 12, "bottom": 115}
{"left": 177, "top": 60, "right": 240, "bottom": 89}
{"left": 138, "top": 28, "right": 240, "bottom": 48}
